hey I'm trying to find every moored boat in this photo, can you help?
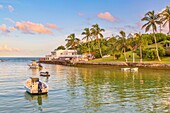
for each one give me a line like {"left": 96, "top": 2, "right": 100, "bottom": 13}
{"left": 40, "top": 71, "right": 50, "bottom": 77}
{"left": 28, "top": 60, "right": 43, "bottom": 69}
{"left": 24, "top": 77, "right": 48, "bottom": 94}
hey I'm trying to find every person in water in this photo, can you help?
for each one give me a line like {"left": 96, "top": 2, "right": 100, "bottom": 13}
{"left": 39, "top": 63, "right": 42, "bottom": 67}
{"left": 36, "top": 80, "right": 42, "bottom": 93}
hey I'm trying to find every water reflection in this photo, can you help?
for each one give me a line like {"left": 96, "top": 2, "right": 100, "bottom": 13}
{"left": 31, "top": 69, "right": 39, "bottom": 76}
{"left": 65, "top": 67, "right": 170, "bottom": 112}
{"left": 24, "top": 92, "right": 48, "bottom": 111}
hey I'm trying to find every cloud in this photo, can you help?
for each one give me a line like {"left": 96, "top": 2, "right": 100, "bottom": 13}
{"left": 136, "top": 22, "right": 142, "bottom": 29}
{"left": 124, "top": 25, "right": 138, "bottom": 32}
{"left": 0, "top": 4, "right": 3, "bottom": 9}
{"left": 0, "top": 45, "right": 20, "bottom": 52}
{"left": 15, "top": 21, "right": 52, "bottom": 34}
{"left": 4, "top": 18, "right": 15, "bottom": 23}
{"left": 97, "top": 12, "right": 116, "bottom": 22}
{"left": 7, "top": 5, "right": 14, "bottom": 12}
{"left": 46, "top": 23, "right": 59, "bottom": 29}
{"left": 9, "top": 27, "right": 16, "bottom": 31}
{"left": 0, "top": 24, "right": 10, "bottom": 33}
{"left": 162, "top": 24, "right": 169, "bottom": 34}
{"left": 78, "top": 12, "right": 85, "bottom": 17}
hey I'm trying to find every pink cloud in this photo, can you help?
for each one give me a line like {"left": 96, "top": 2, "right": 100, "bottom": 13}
{"left": 7, "top": 5, "right": 14, "bottom": 12}
{"left": 97, "top": 12, "right": 116, "bottom": 22}
{"left": 15, "top": 21, "right": 52, "bottom": 34}
{"left": 9, "top": 27, "right": 16, "bottom": 31}
{"left": 46, "top": 23, "right": 59, "bottom": 29}
{"left": 0, "top": 45, "right": 20, "bottom": 52}
{"left": 0, "top": 24, "right": 10, "bottom": 33}
{"left": 136, "top": 22, "right": 142, "bottom": 29}
{"left": 4, "top": 18, "right": 15, "bottom": 24}
{"left": 162, "top": 24, "right": 169, "bottom": 34}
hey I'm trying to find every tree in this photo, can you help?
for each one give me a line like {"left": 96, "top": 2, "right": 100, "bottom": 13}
{"left": 127, "top": 35, "right": 138, "bottom": 63}
{"left": 117, "top": 31, "right": 128, "bottom": 62}
{"left": 90, "top": 24, "right": 105, "bottom": 58}
{"left": 134, "top": 33, "right": 143, "bottom": 63}
{"left": 108, "top": 36, "right": 119, "bottom": 60}
{"left": 141, "top": 10, "right": 162, "bottom": 61}
{"left": 160, "top": 6, "right": 170, "bottom": 35}
{"left": 65, "top": 33, "right": 80, "bottom": 50}
{"left": 56, "top": 45, "right": 66, "bottom": 50}
{"left": 82, "top": 28, "right": 92, "bottom": 54}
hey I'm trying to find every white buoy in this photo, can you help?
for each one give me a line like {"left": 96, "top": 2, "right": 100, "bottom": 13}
{"left": 131, "top": 67, "right": 138, "bottom": 72}
{"left": 121, "top": 68, "right": 130, "bottom": 71}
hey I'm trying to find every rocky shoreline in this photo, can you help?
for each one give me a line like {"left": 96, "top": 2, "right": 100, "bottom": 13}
{"left": 39, "top": 60, "right": 170, "bottom": 69}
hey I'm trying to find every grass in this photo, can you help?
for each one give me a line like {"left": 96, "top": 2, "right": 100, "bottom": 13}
{"left": 89, "top": 52, "right": 170, "bottom": 64}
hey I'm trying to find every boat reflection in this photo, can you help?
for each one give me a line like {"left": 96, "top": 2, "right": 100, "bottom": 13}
{"left": 24, "top": 92, "right": 48, "bottom": 111}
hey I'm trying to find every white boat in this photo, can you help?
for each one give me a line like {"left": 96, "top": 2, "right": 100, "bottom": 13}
{"left": 24, "top": 77, "right": 48, "bottom": 94}
{"left": 28, "top": 64, "right": 40, "bottom": 69}
{"left": 131, "top": 67, "right": 138, "bottom": 72}
{"left": 28, "top": 60, "right": 43, "bottom": 69}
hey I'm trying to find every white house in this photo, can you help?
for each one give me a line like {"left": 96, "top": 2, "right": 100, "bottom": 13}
{"left": 45, "top": 49, "right": 82, "bottom": 61}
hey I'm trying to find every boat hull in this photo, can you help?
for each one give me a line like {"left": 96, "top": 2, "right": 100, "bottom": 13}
{"left": 24, "top": 79, "right": 48, "bottom": 95}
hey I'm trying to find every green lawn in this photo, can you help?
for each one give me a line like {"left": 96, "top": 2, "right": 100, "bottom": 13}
{"left": 89, "top": 52, "right": 170, "bottom": 64}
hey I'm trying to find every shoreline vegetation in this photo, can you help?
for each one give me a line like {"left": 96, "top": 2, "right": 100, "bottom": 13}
{"left": 39, "top": 58, "right": 170, "bottom": 70}
{"left": 39, "top": 6, "right": 170, "bottom": 70}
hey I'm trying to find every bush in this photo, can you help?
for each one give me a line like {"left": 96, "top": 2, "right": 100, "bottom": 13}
{"left": 165, "top": 48, "right": 170, "bottom": 56}
{"left": 142, "top": 47, "right": 165, "bottom": 60}
{"left": 158, "top": 46, "right": 165, "bottom": 57}
{"left": 115, "top": 54, "right": 121, "bottom": 59}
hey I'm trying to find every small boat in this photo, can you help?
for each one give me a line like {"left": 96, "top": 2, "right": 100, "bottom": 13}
{"left": 121, "top": 68, "right": 130, "bottom": 71}
{"left": 28, "top": 64, "right": 40, "bottom": 69}
{"left": 40, "top": 71, "right": 50, "bottom": 77}
{"left": 24, "top": 77, "right": 48, "bottom": 94}
{"left": 28, "top": 60, "right": 43, "bottom": 69}
{"left": 131, "top": 67, "right": 138, "bottom": 72}
{"left": 0, "top": 60, "right": 6, "bottom": 62}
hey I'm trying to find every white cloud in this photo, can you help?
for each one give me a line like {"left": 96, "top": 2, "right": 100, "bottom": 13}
{"left": 0, "top": 45, "right": 20, "bottom": 52}
{"left": 0, "top": 4, "right": 3, "bottom": 9}
{"left": 7, "top": 5, "right": 14, "bottom": 12}
{"left": 4, "top": 18, "right": 15, "bottom": 23}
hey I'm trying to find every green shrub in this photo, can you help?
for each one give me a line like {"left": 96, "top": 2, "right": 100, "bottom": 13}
{"left": 115, "top": 54, "right": 121, "bottom": 59}
{"left": 165, "top": 48, "right": 170, "bottom": 56}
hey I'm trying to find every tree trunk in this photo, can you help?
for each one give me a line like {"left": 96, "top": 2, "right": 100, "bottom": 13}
{"left": 169, "top": 20, "right": 170, "bottom": 35}
{"left": 139, "top": 46, "right": 142, "bottom": 63}
{"left": 113, "top": 53, "right": 116, "bottom": 60}
{"left": 153, "top": 31, "right": 161, "bottom": 61}
{"left": 88, "top": 42, "right": 90, "bottom": 54}
{"left": 98, "top": 42, "right": 103, "bottom": 58}
{"left": 132, "top": 51, "right": 135, "bottom": 63}
{"left": 96, "top": 36, "right": 102, "bottom": 58}
{"left": 123, "top": 48, "right": 127, "bottom": 62}
{"left": 160, "top": 24, "right": 162, "bottom": 33}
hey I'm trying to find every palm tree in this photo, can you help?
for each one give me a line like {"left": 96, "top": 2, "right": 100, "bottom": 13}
{"left": 65, "top": 33, "right": 80, "bottom": 51}
{"left": 82, "top": 28, "right": 92, "bottom": 54}
{"left": 108, "top": 36, "right": 118, "bottom": 60}
{"left": 117, "top": 31, "right": 128, "bottom": 62}
{"left": 134, "top": 33, "right": 143, "bottom": 62}
{"left": 160, "top": 6, "right": 170, "bottom": 35}
{"left": 127, "top": 34, "right": 138, "bottom": 63}
{"left": 141, "top": 10, "right": 162, "bottom": 61}
{"left": 90, "top": 24, "right": 105, "bottom": 58}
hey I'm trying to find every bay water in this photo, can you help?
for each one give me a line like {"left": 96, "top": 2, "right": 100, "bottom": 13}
{"left": 0, "top": 58, "right": 170, "bottom": 113}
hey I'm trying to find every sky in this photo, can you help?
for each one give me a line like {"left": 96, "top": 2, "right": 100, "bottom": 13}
{"left": 0, "top": 0, "right": 170, "bottom": 57}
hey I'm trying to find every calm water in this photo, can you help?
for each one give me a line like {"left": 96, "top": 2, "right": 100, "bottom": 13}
{"left": 0, "top": 58, "right": 170, "bottom": 113}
